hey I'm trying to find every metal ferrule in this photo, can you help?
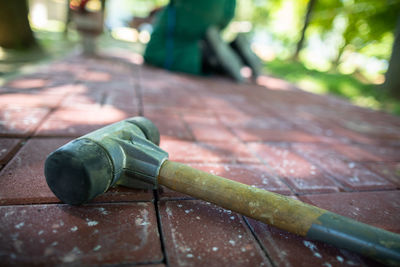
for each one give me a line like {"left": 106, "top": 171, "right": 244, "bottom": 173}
{"left": 79, "top": 118, "right": 169, "bottom": 190}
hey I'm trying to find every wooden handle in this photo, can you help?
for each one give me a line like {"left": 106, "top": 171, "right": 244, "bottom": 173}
{"left": 158, "top": 160, "right": 324, "bottom": 236}
{"left": 158, "top": 161, "right": 400, "bottom": 265}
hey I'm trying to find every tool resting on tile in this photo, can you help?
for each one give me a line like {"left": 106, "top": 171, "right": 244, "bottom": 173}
{"left": 44, "top": 117, "right": 400, "bottom": 266}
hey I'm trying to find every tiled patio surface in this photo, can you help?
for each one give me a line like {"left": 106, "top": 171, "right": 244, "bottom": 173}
{"left": 0, "top": 49, "right": 399, "bottom": 266}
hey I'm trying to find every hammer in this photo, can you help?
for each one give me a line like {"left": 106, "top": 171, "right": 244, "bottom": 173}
{"left": 44, "top": 117, "right": 400, "bottom": 266}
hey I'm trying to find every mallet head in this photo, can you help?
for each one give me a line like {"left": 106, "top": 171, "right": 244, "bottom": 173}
{"left": 44, "top": 117, "right": 168, "bottom": 205}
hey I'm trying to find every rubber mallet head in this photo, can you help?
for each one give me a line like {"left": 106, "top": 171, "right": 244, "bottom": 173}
{"left": 44, "top": 117, "right": 168, "bottom": 205}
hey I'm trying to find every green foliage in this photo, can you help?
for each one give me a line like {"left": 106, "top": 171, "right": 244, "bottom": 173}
{"left": 310, "top": 0, "right": 400, "bottom": 60}
{"left": 234, "top": 0, "right": 399, "bottom": 65}
{"left": 264, "top": 59, "right": 400, "bottom": 116}
{"left": 236, "top": 0, "right": 277, "bottom": 21}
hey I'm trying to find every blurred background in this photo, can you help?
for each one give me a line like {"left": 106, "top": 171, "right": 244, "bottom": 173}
{"left": 0, "top": 0, "right": 399, "bottom": 114}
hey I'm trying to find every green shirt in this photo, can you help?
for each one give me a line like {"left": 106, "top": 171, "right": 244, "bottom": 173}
{"left": 144, "top": 0, "right": 236, "bottom": 75}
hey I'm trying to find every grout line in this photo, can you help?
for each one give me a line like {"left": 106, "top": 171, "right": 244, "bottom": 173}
{"left": 212, "top": 113, "right": 299, "bottom": 195}
{"left": 26, "top": 135, "right": 80, "bottom": 139}
{"left": 96, "top": 259, "right": 165, "bottom": 267}
{"left": 0, "top": 109, "right": 56, "bottom": 172}
{"left": 213, "top": 111, "right": 242, "bottom": 143}
{"left": 0, "top": 147, "right": 23, "bottom": 173}
{"left": 178, "top": 112, "right": 197, "bottom": 141}
{"left": 288, "top": 145, "right": 353, "bottom": 192}
{"left": 153, "top": 189, "right": 169, "bottom": 267}
{"left": 0, "top": 78, "right": 79, "bottom": 172}
{"left": 132, "top": 64, "right": 144, "bottom": 116}
{"left": 245, "top": 142, "right": 297, "bottom": 195}
{"left": 295, "top": 187, "right": 400, "bottom": 196}
{"left": 242, "top": 216, "right": 277, "bottom": 267}
{"left": 0, "top": 200, "right": 155, "bottom": 207}
{"left": 158, "top": 196, "right": 196, "bottom": 201}
{"left": 100, "top": 91, "right": 109, "bottom": 107}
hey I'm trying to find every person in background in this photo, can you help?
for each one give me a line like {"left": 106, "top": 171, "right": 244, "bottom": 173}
{"left": 143, "top": 0, "right": 261, "bottom": 82}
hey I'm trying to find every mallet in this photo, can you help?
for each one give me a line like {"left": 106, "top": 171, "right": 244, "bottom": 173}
{"left": 44, "top": 117, "right": 400, "bottom": 266}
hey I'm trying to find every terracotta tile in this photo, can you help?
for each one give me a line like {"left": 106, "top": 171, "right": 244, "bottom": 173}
{"left": 282, "top": 108, "right": 376, "bottom": 145}
{"left": 339, "top": 115, "right": 400, "bottom": 141}
{"left": 364, "top": 162, "right": 400, "bottom": 186}
{"left": 6, "top": 78, "right": 50, "bottom": 90}
{"left": 0, "top": 138, "right": 21, "bottom": 164}
{"left": 246, "top": 217, "right": 375, "bottom": 267}
{"left": 60, "top": 84, "right": 139, "bottom": 111}
{"left": 140, "top": 80, "right": 174, "bottom": 96}
{"left": 292, "top": 143, "right": 396, "bottom": 191}
{"left": 315, "top": 124, "right": 370, "bottom": 145}
{"left": 332, "top": 124, "right": 400, "bottom": 146}
{"left": 159, "top": 163, "right": 292, "bottom": 200}
{"left": 330, "top": 144, "right": 384, "bottom": 162}
{"left": 94, "top": 186, "right": 154, "bottom": 203}
{"left": 35, "top": 119, "right": 107, "bottom": 137}
{"left": 144, "top": 106, "right": 213, "bottom": 119}
{"left": 221, "top": 115, "right": 320, "bottom": 142}
{"left": 60, "top": 90, "right": 104, "bottom": 109}
{"left": 0, "top": 93, "right": 63, "bottom": 108}
{"left": 197, "top": 164, "right": 292, "bottom": 194}
{"left": 104, "top": 88, "right": 140, "bottom": 110}
{"left": 216, "top": 110, "right": 257, "bottom": 126}
{"left": 39, "top": 84, "right": 85, "bottom": 96}
{"left": 48, "top": 107, "right": 136, "bottom": 123}
{"left": 147, "top": 106, "right": 212, "bottom": 119}
{"left": 0, "top": 138, "right": 70, "bottom": 204}
{"left": 201, "top": 95, "right": 249, "bottom": 113}
{"left": 147, "top": 113, "right": 194, "bottom": 141}
{"left": 0, "top": 106, "right": 50, "bottom": 137}
{"left": 284, "top": 112, "right": 361, "bottom": 144}
{"left": 250, "top": 143, "right": 340, "bottom": 193}
{"left": 1, "top": 82, "right": 83, "bottom": 96}
{"left": 292, "top": 143, "right": 343, "bottom": 160}
{"left": 142, "top": 88, "right": 205, "bottom": 111}
{"left": 77, "top": 70, "right": 112, "bottom": 82}
{"left": 158, "top": 186, "right": 192, "bottom": 201}
{"left": 239, "top": 128, "right": 322, "bottom": 143}
{"left": 35, "top": 107, "right": 138, "bottom": 137}
{"left": 37, "top": 60, "right": 86, "bottom": 77}
{"left": 159, "top": 200, "right": 271, "bottom": 267}
{"left": 0, "top": 138, "right": 153, "bottom": 205}
{"left": 0, "top": 202, "right": 163, "bottom": 266}
{"left": 355, "top": 145, "right": 400, "bottom": 162}
{"left": 160, "top": 140, "right": 259, "bottom": 164}
{"left": 211, "top": 99, "right": 258, "bottom": 117}
{"left": 183, "top": 114, "right": 238, "bottom": 142}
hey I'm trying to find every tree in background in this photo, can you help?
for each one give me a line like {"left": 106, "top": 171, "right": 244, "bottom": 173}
{"left": 293, "top": 0, "right": 316, "bottom": 60}
{"left": 309, "top": 0, "right": 400, "bottom": 67}
{"left": 0, "top": 0, "right": 36, "bottom": 49}
{"left": 384, "top": 16, "right": 400, "bottom": 98}
{"left": 308, "top": 0, "right": 343, "bottom": 65}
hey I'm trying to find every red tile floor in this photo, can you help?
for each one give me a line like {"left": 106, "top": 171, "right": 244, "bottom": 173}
{"left": 0, "top": 49, "right": 399, "bottom": 266}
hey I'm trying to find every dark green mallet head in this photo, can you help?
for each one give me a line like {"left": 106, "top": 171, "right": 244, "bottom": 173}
{"left": 44, "top": 117, "right": 168, "bottom": 205}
